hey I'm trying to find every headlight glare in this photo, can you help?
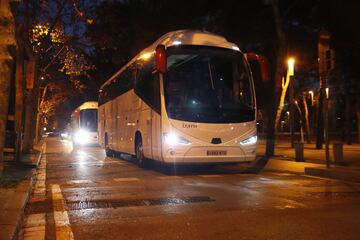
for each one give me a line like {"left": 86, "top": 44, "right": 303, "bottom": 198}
{"left": 74, "top": 129, "right": 90, "bottom": 145}
{"left": 240, "top": 135, "right": 257, "bottom": 146}
{"left": 163, "top": 133, "right": 191, "bottom": 145}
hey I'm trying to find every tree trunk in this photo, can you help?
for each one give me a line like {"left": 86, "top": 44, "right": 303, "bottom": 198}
{"left": 316, "top": 89, "right": 324, "bottom": 149}
{"left": 302, "top": 95, "right": 311, "bottom": 143}
{"left": 22, "top": 84, "right": 39, "bottom": 152}
{"left": 274, "top": 76, "right": 290, "bottom": 133}
{"left": 345, "top": 94, "right": 352, "bottom": 145}
{"left": 266, "top": 0, "right": 287, "bottom": 156}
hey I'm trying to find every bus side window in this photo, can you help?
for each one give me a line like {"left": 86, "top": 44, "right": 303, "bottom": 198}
{"left": 135, "top": 60, "right": 160, "bottom": 114}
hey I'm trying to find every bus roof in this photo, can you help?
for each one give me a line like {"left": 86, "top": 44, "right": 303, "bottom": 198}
{"left": 100, "top": 30, "right": 241, "bottom": 89}
{"left": 72, "top": 101, "right": 98, "bottom": 113}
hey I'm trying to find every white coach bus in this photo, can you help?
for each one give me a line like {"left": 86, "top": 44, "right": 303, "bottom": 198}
{"left": 98, "top": 30, "right": 268, "bottom": 168}
{"left": 71, "top": 101, "right": 99, "bottom": 146}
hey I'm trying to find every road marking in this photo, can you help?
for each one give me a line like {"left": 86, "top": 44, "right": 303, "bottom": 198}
{"left": 113, "top": 177, "right": 140, "bottom": 182}
{"left": 22, "top": 213, "right": 46, "bottom": 240}
{"left": 66, "top": 179, "right": 92, "bottom": 184}
{"left": 32, "top": 151, "right": 47, "bottom": 199}
{"left": 51, "top": 184, "right": 74, "bottom": 240}
{"left": 199, "top": 174, "right": 223, "bottom": 178}
{"left": 158, "top": 176, "right": 183, "bottom": 180}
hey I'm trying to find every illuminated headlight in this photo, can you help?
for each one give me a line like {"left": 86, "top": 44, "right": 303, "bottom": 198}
{"left": 74, "top": 129, "right": 90, "bottom": 145}
{"left": 163, "top": 133, "right": 191, "bottom": 145}
{"left": 240, "top": 135, "right": 257, "bottom": 146}
{"left": 61, "top": 132, "right": 68, "bottom": 138}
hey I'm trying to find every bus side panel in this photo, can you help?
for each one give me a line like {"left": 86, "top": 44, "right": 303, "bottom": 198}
{"left": 118, "top": 95, "right": 127, "bottom": 153}
{"left": 151, "top": 111, "right": 162, "bottom": 161}
{"left": 126, "top": 91, "right": 142, "bottom": 155}
{"left": 110, "top": 100, "right": 117, "bottom": 151}
{"left": 98, "top": 106, "right": 105, "bottom": 147}
{"left": 104, "top": 101, "right": 112, "bottom": 147}
{"left": 136, "top": 100, "right": 151, "bottom": 158}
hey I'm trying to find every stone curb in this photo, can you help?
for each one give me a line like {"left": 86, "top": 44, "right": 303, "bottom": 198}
{"left": 304, "top": 167, "right": 360, "bottom": 183}
{"left": 11, "top": 146, "right": 44, "bottom": 240}
{"left": 10, "top": 170, "right": 36, "bottom": 240}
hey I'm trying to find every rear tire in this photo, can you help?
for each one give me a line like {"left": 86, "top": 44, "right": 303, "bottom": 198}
{"left": 135, "top": 137, "right": 146, "bottom": 168}
{"left": 105, "top": 133, "right": 112, "bottom": 157}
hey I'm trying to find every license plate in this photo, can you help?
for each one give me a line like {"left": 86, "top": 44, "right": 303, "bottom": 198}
{"left": 207, "top": 150, "right": 227, "bottom": 156}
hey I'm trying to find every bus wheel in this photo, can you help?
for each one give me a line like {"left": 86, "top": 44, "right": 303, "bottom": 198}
{"left": 135, "top": 137, "right": 146, "bottom": 168}
{"left": 105, "top": 133, "right": 111, "bottom": 157}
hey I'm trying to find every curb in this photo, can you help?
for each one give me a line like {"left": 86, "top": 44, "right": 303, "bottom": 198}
{"left": 265, "top": 158, "right": 322, "bottom": 174}
{"left": 11, "top": 170, "right": 37, "bottom": 240}
{"left": 304, "top": 167, "right": 360, "bottom": 183}
{"left": 11, "top": 146, "right": 44, "bottom": 240}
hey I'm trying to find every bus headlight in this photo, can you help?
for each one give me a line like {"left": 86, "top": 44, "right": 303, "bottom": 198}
{"left": 163, "top": 133, "right": 191, "bottom": 145}
{"left": 240, "top": 135, "right": 257, "bottom": 146}
{"left": 74, "top": 129, "right": 90, "bottom": 144}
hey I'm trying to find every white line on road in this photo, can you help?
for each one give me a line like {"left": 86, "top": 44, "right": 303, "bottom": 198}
{"left": 157, "top": 176, "right": 184, "bottom": 180}
{"left": 199, "top": 174, "right": 223, "bottom": 178}
{"left": 66, "top": 179, "right": 93, "bottom": 184}
{"left": 113, "top": 177, "right": 140, "bottom": 182}
{"left": 51, "top": 184, "right": 74, "bottom": 240}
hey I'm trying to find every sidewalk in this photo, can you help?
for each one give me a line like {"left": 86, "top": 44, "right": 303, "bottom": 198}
{"left": 258, "top": 139, "right": 360, "bottom": 182}
{"left": 0, "top": 144, "right": 43, "bottom": 240}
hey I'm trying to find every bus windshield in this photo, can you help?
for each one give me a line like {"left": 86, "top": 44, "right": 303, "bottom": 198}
{"left": 164, "top": 46, "right": 255, "bottom": 124}
{"left": 80, "top": 109, "right": 98, "bottom": 131}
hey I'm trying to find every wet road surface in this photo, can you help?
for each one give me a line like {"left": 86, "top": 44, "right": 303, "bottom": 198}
{"left": 20, "top": 137, "right": 360, "bottom": 239}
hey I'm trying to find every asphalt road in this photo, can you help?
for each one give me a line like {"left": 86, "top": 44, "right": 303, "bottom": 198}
{"left": 20, "top": 137, "right": 360, "bottom": 240}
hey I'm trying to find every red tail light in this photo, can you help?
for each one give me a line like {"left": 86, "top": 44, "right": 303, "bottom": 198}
{"left": 155, "top": 44, "right": 167, "bottom": 74}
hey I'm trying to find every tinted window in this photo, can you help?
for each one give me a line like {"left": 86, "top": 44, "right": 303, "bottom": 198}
{"left": 135, "top": 60, "right": 160, "bottom": 113}
{"left": 98, "top": 64, "right": 136, "bottom": 106}
{"left": 164, "top": 46, "right": 254, "bottom": 123}
{"left": 80, "top": 109, "right": 98, "bottom": 131}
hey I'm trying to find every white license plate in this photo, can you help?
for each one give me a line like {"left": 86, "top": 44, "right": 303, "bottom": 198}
{"left": 206, "top": 150, "right": 227, "bottom": 156}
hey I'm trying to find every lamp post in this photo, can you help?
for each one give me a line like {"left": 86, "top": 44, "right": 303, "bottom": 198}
{"left": 288, "top": 58, "right": 295, "bottom": 148}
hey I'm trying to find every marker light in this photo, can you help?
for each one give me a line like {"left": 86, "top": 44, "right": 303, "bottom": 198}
{"left": 240, "top": 135, "right": 257, "bottom": 146}
{"left": 232, "top": 46, "right": 240, "bottom": 51}
{"left": 164, "top": 133, "right": 191, "bottom": 145}
{"left": 74, "top": 129, "right": 90, "bottom": 145}
{"left": 172, "top": 40, "right": 182, "bottom": 46}
{"left": 138, "top": 51, "right": 153, "bottom": 60}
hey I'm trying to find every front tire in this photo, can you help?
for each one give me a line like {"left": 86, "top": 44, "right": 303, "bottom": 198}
{"left": 243, "top": 156, "right": 268, "bottom": 173}
{"left": 135, "top": 137, "right": 146, "bottom": 168}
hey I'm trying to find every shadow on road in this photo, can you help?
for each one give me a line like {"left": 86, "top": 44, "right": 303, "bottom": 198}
{"left": 110, "top": 151, "right": 269, "bottom": 176}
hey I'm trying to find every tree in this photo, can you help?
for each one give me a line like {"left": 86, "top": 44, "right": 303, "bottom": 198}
{"left": 0, "top": 0, "right": 16, "bottom": 171}
{"left": 11, "top": 0, "right": 94, "bottom": 152}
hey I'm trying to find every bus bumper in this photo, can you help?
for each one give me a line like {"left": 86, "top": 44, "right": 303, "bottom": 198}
{"left": 162, "top": 145, "right": 256, "bottom": 164}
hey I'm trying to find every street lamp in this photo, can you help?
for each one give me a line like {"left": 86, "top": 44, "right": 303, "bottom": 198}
{"left": 287, "top": 58, "right": 295, "bottom": 76}
{"left": 287, "top": 57, "right": 296, "bottom": 147}
{"left": 325, "top": 87, "right": 329, "bottom": 99}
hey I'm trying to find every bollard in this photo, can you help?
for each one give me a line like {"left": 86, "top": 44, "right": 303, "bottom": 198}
{"left": 332, "top": 143, "right": 344, "bottom": 165}
{"left": 294, "top": 142, "right": 304, "bottom": 162}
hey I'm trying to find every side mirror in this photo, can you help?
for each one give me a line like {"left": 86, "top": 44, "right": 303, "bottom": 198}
{"left": 245, "top": 53, "right": 270, "bottom": 83}
{"left": 155, "top": 44, "right": 167, "bottom": 74}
